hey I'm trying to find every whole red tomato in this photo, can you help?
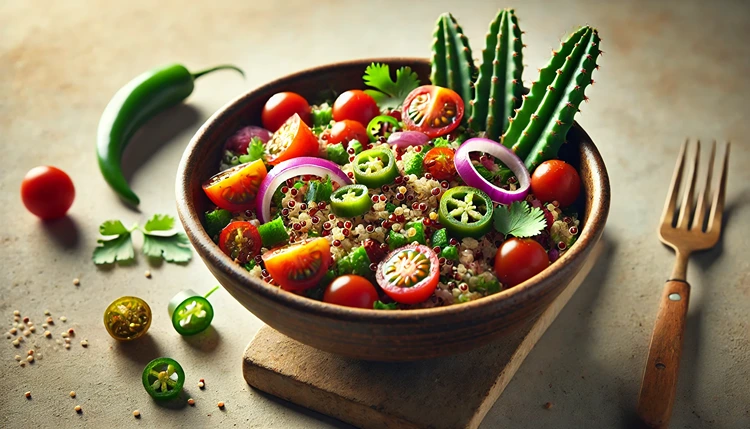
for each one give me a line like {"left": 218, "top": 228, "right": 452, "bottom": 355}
{"left": 262, "top": 92, "right": 312, "bottom": 132}
{"left": 530, "top": 160, "right": 581, "bottom": 207}
{"left": 325, "top": 120, "right": 369, "bottom": 145}
{"left": 494, "top": 238, "right": 549, "bottom": 287}
{"left": 332, "top": 90, "right": 379, "bottom": 126}
{"left": 324, "top": 275, "right": 379, "bottom": 309}
{"left": 21, "top": 166, "right": 75, "bottom": 219}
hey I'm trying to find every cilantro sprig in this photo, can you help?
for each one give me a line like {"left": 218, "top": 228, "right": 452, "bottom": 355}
{"left": 363, "top": 63, "right": 420, "bottom": 109}
{"left": 493, "top": 201, "right": 547, "bottom": 238}
{"left": 93, "top": 214, "right": 193, "bottom": 265}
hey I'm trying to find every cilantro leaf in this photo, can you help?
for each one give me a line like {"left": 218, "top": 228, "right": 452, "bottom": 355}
{"left": 93, "top": 233, "right": 135, "bottom": 264}
{"left": 373, "top": 300, "right": 399, "bottom": 310}
{"left": 142, "top": 232, "right": 193, "bottom": 263}
{"left": 493, "top": 201, "right": 547, "bottom": 238}
{"left": 363, "top": 63, "right": 420, "bottom": 110}
{"left": 99, "top": 220, "right": 129, "bottom": 236}
{"left": 238, "top": 137, "right": 266, "bottom": 164}
{"left": 143, "top": 214, "right": 175, "bottom": 232}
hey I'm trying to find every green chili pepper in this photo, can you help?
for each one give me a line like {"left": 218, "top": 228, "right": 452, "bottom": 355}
{"left": 142, "top": 357, "right": 185, "bottom": 400}
{"left": 352, "top": 148, "right": 399, "bottom": 188}
{"left": 431, "top": 228, "right": 449, "bottom": 249}
{"left": 366, "top": 115, "right": 400, "bottom": 142}
{"left": 97, "top": 63, "right": 244, "bottom": 205}
{"left": 330, "top": 184, "right": 372, "bottom": 217}
{"left": 326, "top": 143, "right": 349, "bottom": 165}
{"left": 438, "top": 186, "right": 494, "bottom": 238}
{"left": 440, "top": 245, "right": 459, "bottom": 261}
{"left": 167, "top": 286, "right": 219, "bottom": 336}
{"left": 258, "top": 216, "right": 290, "bottom": 248}
{"left": 388, "top": 230, "right": 409, "bottom": 250}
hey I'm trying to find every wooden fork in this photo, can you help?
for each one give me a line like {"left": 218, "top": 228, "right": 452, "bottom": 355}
{"left": 636, "top": 140, "right": 730, "bottom": 428}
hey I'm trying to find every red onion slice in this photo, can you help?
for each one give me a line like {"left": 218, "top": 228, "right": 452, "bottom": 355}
{"left": 224, "top": 126, "right": 273, "bottom": 154}
{"left": 454, "top": 138, "right": 530, "bottom": 205}
{"left": 255, "top": 157, "right": 352, "bottom": 223}
{"left": 387, "top": 131, "right": 429, "bottom": 148}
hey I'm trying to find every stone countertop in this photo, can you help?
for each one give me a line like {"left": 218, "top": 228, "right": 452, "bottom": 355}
{"left": 1, "top": 0, "right": 748, "bottom": 428}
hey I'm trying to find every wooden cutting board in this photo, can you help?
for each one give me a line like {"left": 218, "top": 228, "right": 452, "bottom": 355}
{"left": 243, "top": 241, "right": 602, "bottom": 429}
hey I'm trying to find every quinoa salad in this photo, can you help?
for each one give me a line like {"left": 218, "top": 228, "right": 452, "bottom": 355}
{"left": 199, "top": 13, "right": 601, "bottom": 310}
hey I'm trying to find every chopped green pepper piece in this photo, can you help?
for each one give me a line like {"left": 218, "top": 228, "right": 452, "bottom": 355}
{"left": 257, "top": 217, "right": 289, "bottom": 248}
{"left": 243, "top": 260, "right": 256, "bottom": 271}
{"left": 348, "top": 140, "right": 363, "bottom": 155}
{"left": 142, "top": 357, "right": 185, "bottom": 400}
{"left": 474, "top": 275, "right": 501, "bottom": 295}
{"left": 373, "top": 300, "right": 399, "bottom": 310}
{"left": 385, "top": 202, "right": 397, "bottom": 213}
{"left": 432, "top": 137, "right": 451, "bottom": 147}
{"left": 440, "top": 245, "right": 459, "bottom": 261}
{"left": 326, "top": 143, "right": 349, "bottom": 165}
{"left": 312, "top": 104, "right": 333, "bottom": 127}
{"left": 204, "top": 209, "right": 232, "bottom": 239}
{"left": 346, "top": 246, "right": 372, "bottom": 277}
{"left": 403, "top": 151, "right": 425, "bottom": 176}
{"left": 388, "top": 230, "right": 409, "bottom": 250}
{"left": 404, "top": 220, "right": 426, "bottom": 245}
{"left": 432, "top": 228, "right": 449, "bottom": 249}
{"left": 306, "top": 177, "right": 333, "bottom": 203}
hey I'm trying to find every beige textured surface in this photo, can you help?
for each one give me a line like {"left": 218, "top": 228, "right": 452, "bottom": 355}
{"left": 243, "top": 241, "right": 603, "bottom": 429}
{"left": 1, "top": 1, "right": 748, "bottom": 428}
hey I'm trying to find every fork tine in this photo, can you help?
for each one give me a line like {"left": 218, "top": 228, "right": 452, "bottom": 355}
{"left": 691, "top": 141, "right": 715, "bottom": 231}
{"left": 661, "top": 140, "right": 688, "bottom": 227}
{"left": 676, "top": 140, "right": 699, "bottom": 229}
{"left": 707, "top": 142, "right": 730, "bottom": 233}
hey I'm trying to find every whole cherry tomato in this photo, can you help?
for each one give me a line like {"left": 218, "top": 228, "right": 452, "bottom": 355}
{"left": 21, "top": 166, "right": 75, "bottom": 219}
{"left": 332, "top": 90, "right": 379, "bottom": 126}
{"left": 325, "top": 120, "right": 369, "bottom": 145}
{"left": 262, "top": 92, "right": 311, "bottom": 132}
{"left": 530, "top": 160, "right": 581, "bottom": 207}
{"left": 324, "top": 275, "right": 379, "bottom": 309}
{"left": 493, "top": 238, "right": 549, "bottom": 287}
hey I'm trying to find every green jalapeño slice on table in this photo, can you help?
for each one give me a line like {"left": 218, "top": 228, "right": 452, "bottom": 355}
{"left": 142, "top": 357, "right": 185, "bottom": 400}
{"left": 168, "top": 286, "right": 219, "bottom": 336}
{"left": 103, "top": 296, "right": 152, "bottom": 341}
{"left": 352, "top": 148, "right": 399, "bottom": 188}
{"left": 438, "top": 186, "right": 494, "bottom": 238}
{"left": 330, "top": 184, "right": 372, "bottom": 217}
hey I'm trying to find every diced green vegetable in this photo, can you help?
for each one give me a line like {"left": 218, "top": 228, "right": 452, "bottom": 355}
{"left": 385, "top": 202, "right": 397, "bottom": 213}
{"left": 474, "top": 275, "right": 501, "bottom": 295}
{"left": 306, "top": 176, "right": 333, "bottom": 203}
{"left": 405, "top": 220, "right": 426, "bottom": 245}
{"left": 388, "top": 230, "right": 409, "bottom": 250}
{"left": 336, "top": 246, "right": 372, "bottom": 277}
{"left": 457, "top": 293, "right": 472, "bottom": 303}
{"left": 257, "top": 217, "right": 289, "bottom": 248}
{"left": 312, "top": 103, "right": 333, "bottom": 127}
{"left": 403, "top": 151, "right": 425, "bottom": 176}
{"left": 243, "top": 260, "right": 256, "bottom": 271}
{"left": 432, "top": 228, "right": 449, "bottom": 249}
{"left": 326, "top": 143, "right": 349, "bottom": 165}
{"left": 205, "top": 209, "right": 232, "bottom": 239}
{"left": 373, "top": 300, "right": 399, "bottom": 310}
{"left": 432, "top": 137, "right": 451, "bottom": 148}
{"left": 439, "top": 245, "right": 459, "bottom": 261}
{"left": 348, "top": 140, "right": 363, "bottom": 155}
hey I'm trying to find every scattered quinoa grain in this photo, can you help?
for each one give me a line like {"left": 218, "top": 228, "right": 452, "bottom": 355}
{"left": 23, "top": 317, "right": 29, "bottom": 323}
{"left": 14, "top": 355, "right": 22, "bottom": 361}
{"left": 64, "top": 343, "right": 71, "bottom": 349}
{"left": 197, "top": 381, "right": 205, "bottom": 389}
{"left": 44, "top": 310, "right": 51, "bottom": 316}
{"left": 44, "top": 331, "right": 51, "bottom": 338}
{"left": 74, "top": 405, "right": 82, "bottom": 413}
{"left": 217, "top": 401, "right": 225, "bottom": 409}
{"left": 61, "top": 332, "right": 68, "bottom": 338}
{"left": 46, "top": 317, "right": 54, "bottom": 324}
{"left": 42, "top": 323, "right": 48, "bottom": 329}
{"left": 27, "top": 350, "right": 34, "bottom": 356}
{"left": 69, "top": 391, "right": 76, "bottom": 398}
{"left": 25, "top": 391, "right": 31, "bottom": 399}
{"left": 544, "top": 402, "right": 553, "bottom": 409}
{"left": 10, "top": 328, "right": 17, "bottom": 335}
{"left": 59, "top": 316, "right": 67, "bottom": 322}
{"left": 19, "top": 361, "right": 26, "bottom": 367}
{"left": 68, "top": 328, "right": 75, "bottom": 336}
{"left": 80, "top": 340, "right": 88, "bottom": 347}
{"left": 133, "top": 410, "right": 140, "bottom": 418}
{"left": 26, "top": 355, "right": 34, "bottom": 363}
{"left": 144, "top": 270, "right": 152, "bottom": 278}
{"left": 12, "top": 339, "right": 20, "bottom": 347}
{"left": 23, "top": 330, "right": 31, "bottom": 337}
{"left": 14, "top": 310, "right": 20, "bottom": 316}
{"left": 73, "top": 278, "right": 80, "bottom": 286}
{"left": 29, "top": 326, "right": 36, "bottom": 333}
{"left": 65, "top": 338, "right": 71, "bottom": 344}
{"left": 187, "top": 398, "right": 195, "bottom": 406}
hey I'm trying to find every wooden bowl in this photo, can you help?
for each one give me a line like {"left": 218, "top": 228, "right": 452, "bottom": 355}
{"left": 176, "top": 58, "right": 610, "bottom": 361}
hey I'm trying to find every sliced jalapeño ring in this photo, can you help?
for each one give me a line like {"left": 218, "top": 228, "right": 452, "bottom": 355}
{"left": 330, "top": 184, "right": 372, "bottom": 217}
{"left": 352, "top": 148, "right": 399, "bottom": 188}
{"left": 438, "top": 186, "right": 494, "bottom": 238}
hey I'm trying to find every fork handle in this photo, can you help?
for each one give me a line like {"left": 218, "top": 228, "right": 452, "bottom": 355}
{"left": 636, "top": 280, "right": 691, "bottom": 428}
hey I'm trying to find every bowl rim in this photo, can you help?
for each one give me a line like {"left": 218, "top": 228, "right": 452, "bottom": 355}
{"left": 176, "top": 57, "right": 610, "bottom": 323}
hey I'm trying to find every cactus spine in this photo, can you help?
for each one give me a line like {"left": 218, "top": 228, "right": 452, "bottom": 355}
{"left": 430, "top": 13, "right": 477, "bottom": 115}
{"left": 502, "top": 26, "right": 601, "bottom": 171}
{"left": 468, "top": 9, "right": 524, "bottom": 140}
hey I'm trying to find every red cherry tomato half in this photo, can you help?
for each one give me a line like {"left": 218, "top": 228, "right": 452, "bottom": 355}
{"left": 262, "top": 92, "right": 312, "bottom": 132}
{"left": 21, "top": 166, "right": 75, "bottom": 219}
{"left": 323, "top": 275, "right": 379, "bottom": 309}
{"left": 263, "top": 238, "right": 332, "bottom": 291}
{"left": 325, "top": 120, "right": 369, "bottom": 145}
{"left": 494, "top": 238, "right": 549, "bottom": 287}
{"left": 265, "top": 114, "right": 320, "bottom": 165}
{"left": 423, "top": 147, "right": 456, "bottom": 181}
{"left": 202, "top": 159, "right": 268, "bottom": 211}
{"left": 530, "top": 160, "right": 581, "bottom": 208}
{"left": 376, "top": 244, "right": 439, "bottom": 305}
{"left": 332, "top": 90, "right": 380, "bottom": 126}
{"left": 402, "top": 85, "right": 464, "bottom": 138}
{"left": 219, "top": 221, "right": 262, "bottom": 265}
